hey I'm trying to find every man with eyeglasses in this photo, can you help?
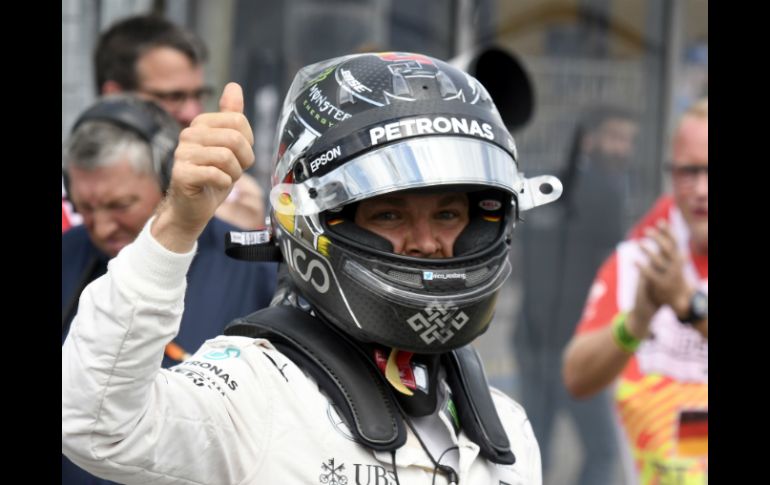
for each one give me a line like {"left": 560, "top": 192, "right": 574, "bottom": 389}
{"left": 562, "top": 98, "right": 708, "bottom": 485}
{"left": 95, "top": 14, "right": 210, "bottom": 128}
{"left": 83, "top": 14, "right": 265, "bottom": 231}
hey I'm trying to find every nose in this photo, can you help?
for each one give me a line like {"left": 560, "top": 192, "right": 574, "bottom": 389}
{"left": 404, "top": 218, "right": 442, "bottom": 258}
{"left": 176, "top": 98, "right": 204, "bottom": 128}
{"left": 607, "top": 137, "right": 632, "bottom": 158}
{"left": 694, "top": 169, "right": 708, "bottom": 196}
{"left": 92, "top": 210, "right": 118, "bottom": 242}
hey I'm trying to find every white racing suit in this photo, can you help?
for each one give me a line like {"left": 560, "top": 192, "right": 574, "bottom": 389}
{"left": 62, "top": 220, "right": 542, "bottom": 484}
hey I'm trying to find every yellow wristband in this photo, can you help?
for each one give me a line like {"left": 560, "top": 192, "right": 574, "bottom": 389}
{"left": 611, "top": 312, "right": 641, "bottom": 353}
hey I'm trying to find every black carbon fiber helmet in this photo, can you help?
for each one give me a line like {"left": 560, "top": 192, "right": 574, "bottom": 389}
{"left": 270, "top": 52, "right": 561, "bottom": 354}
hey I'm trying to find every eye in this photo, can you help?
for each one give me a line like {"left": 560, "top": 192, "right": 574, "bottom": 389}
{"left": 106, "top": 199, "right": 135, "bottom": 212}
{"left": 167, "top": 91, "right": 187, "bottom": 103}
{"left": 436, "top": 210, "right": 460, "bottom": 220}
{"left": 372, "top": 211, "right": 400, "bottom": 222}
{"left": 76, "top": 203, "right": 93, "bottom": 216}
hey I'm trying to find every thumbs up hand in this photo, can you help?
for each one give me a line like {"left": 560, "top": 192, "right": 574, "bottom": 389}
{"left": 151, "top": 83, "right": 255, "bottom": 253}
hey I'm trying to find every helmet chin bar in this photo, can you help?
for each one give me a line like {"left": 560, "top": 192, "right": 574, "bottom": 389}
{"left": 306, "top": 234, "right": 514, "bottom": 354}
{"left": 341, "top": 257, "right": 512, "bottom": 308}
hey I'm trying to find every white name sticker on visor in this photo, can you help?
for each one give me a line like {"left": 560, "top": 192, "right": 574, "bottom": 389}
{"left": 423, "top": 271, "right": 466, "bottom": 280}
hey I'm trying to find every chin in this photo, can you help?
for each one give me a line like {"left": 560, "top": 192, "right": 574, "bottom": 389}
{"left": 98, "top": 242, "right": 126, "bottom": 258}
{"left": 691, "top": 226, "right": 708, "bottom": 253}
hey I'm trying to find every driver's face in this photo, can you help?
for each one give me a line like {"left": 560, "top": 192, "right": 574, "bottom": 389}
{"left": 354, "top": 192, "right": 469, "bottom": 258}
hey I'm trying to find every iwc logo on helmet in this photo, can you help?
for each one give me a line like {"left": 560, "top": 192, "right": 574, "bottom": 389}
{"left": 407, "top": 301, "right": 470, "bottom": 345}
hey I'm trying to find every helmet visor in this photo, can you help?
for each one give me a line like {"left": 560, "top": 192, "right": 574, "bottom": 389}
{"left": 271, "top": 136, "right": 558, "bottom": 216}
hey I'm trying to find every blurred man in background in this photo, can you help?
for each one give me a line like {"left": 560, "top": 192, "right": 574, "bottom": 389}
{"left": 95, "top": 14, "right": 209, "bottom": 128}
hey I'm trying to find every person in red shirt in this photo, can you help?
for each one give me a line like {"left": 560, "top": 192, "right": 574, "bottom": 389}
{"left": 563, "top": 98, "right": 708, "bottom": 484}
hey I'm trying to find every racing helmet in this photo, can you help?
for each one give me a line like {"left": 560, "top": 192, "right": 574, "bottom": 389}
{"left": 269, "top": 52, "right": 561, "bottom": 354}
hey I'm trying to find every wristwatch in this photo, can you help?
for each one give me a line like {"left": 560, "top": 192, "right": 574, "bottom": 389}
{"left": 680, "top": 289, "right": 708, "bottom": 325}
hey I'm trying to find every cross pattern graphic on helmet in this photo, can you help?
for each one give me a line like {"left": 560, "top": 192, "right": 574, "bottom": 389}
{"left": 407, "top": 301, "right": 470, "bottom": 345}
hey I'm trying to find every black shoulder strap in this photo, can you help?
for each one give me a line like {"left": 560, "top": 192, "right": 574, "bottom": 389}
{"left": 443, "top": 346, "right": 516, "bottom": 464}
{"left": 224, "top": 305, "right": 406, "bottom": 451}
{"left": 224, "top": 306, "right": 515, "bottom": 464}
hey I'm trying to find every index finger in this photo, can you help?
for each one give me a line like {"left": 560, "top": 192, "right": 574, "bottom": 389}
{"left": 219, "top": 82, "right": 244, "bottom": 113}
{"left": 647, "top": 221, "right": 678, "bottom": 257}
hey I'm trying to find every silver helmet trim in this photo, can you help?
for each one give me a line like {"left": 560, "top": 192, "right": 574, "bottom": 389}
{"left": 270, "top": 136, "right": 561, "bottom": 216}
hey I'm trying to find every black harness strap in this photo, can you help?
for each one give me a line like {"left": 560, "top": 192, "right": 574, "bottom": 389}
{"left": 443, "top": 346, "right": 516, "bottom": 464}
{"left": 225, "top": 305, "right": 405, "bottom": 450}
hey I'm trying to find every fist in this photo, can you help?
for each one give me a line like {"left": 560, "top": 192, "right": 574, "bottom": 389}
{"left": 151, "top": 83, "right": 255, "bottom": 252}
{"left": 167, "top": 82, "right": 256, "bottom": 231}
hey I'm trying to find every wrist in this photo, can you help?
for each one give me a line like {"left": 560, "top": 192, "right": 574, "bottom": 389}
{"left": 611, "top": 312, "right": 642, "bottom": 353}
{"left": 151, "top": 204, "right": 202, "bottom": 254}
{"left": 672, "top": 287, "right": 696, "bottom": 321}
{"left": 627, "top": 305, "right": 653, "bottom": 338}
{"left": 679, "top": 289, "right": 708, "bottom": 325}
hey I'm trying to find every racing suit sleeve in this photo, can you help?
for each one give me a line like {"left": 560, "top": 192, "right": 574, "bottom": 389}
{"left": 61, "top": 218, "right": 253, "bottom": 484}
{"left": 491, "top": 388, "right": 543, "bottom": 484}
